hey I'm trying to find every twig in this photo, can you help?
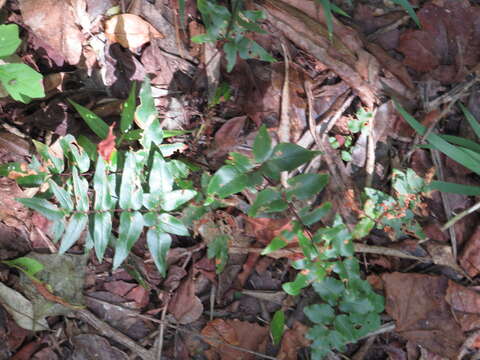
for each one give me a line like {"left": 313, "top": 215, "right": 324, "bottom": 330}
{"left": 154, "top": 296, "right": 170, "bottom": 359}
{"left": 76, "top": 309, "right": 155, "bottom": 360}
{"left": 357, "top": 321, "right": 395, "bottom": 341}
{"left": 354, "top": 243, "right": 430, "bottom": 262}
{"left": 442, "top": 200, "right": 480, "bottom": 231}
{"left": 365, "top": 109, "right": 378, "bottom": 188}
{"left": 431, "top": 149, "right": 458, "bottom": 258}
{"left": 279, "top": 42, "right": 291, "bottom": 187}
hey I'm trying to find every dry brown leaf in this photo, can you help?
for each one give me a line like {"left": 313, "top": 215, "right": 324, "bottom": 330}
{"left": 460, "top": 225, "right": 480, "bottom": 277}
{"left": 201, "top": 319, "right": 268, "bottom": 360}
{"left": 168, "top": 277, "right": 203, "bottom": 324}
{"left": 382, "top": 272, "right": 464, "bottom": 358}
{"left": 19, "top": 0, "right": 83, "bottom": 65}
{"left": 104, "top": 14, "right": 164, "bottom": 51}
{"left": 277, "top": 321, "right": 310, "bottom": 360}
{"left": 98, "top": 124, "right": 116, "bottom": 163}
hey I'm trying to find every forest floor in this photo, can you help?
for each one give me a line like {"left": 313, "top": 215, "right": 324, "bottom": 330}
{"left": 1, "top": 0, "right": 480, "bottom": 359}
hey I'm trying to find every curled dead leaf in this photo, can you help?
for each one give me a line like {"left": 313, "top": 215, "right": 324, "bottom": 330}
{"left": 105, "top": 14, "right": 164, "bottom": 51}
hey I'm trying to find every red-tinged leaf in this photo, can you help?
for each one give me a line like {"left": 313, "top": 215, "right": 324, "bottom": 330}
{"left": 98, "top": 124, "right": 116, "bottom": 162}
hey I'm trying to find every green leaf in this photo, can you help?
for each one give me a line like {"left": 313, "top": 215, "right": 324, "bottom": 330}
{"left": 0, "top": 63, "right": 44, "bottom": 103}
{"left": 135, "top": 78, "right": 157, "bottom": 128}
{"left": 68, "top": 99, "right": 109, "bottom": 139}
{"left": 119, "top": 152, "right": 143, "bottom": 210}
{"left": 207, "top": 234, "right": 229, "bottom": 273}
{"left": 207, "top": 165, "right": 247, "bottom": 198}
{"left": 16, "top": 198, "right": 64, "bottom": 221}
{"left": 352, "top": 217, "right": 375, "bottom": 239}
{"left": 149, "top": 153, "right": 173, "bottom": 195}
{"left": 396, "top": 101, "right": 480, "bottom": 175}
{"left": 460, "top": 103, "right": 480, "bottom": 138}
{"left": 253, "top": 125, "right": 273, "bottom": 163}
{"left": 157, "top": 213, "right": 190, "bottom": 236}
{"left": 72, "top": 167, "right": 89, "bottom": 212}
{"left": 76, "top": 135, "right": 98, "bottom": 162}
{"left": 120, "top": 82, "right": 137, "bottom": 133}
{"left": 92, "top": 212, "right": 112, "bottom": 262}
{"left": 48, "top": 180, "right": 74, "bottom": 212}
{"left": 286, "top": 173, "right": 328, "bottom": 201}
{"left": 262, "top": 143, "right": 320, "bottom": 179}
{"left": 248, "top": 188, "right": 288, "bottom": 217}
{"left": 299, "top": 202, "right": 332, "bottom": 226}
{"left": 0, "top": 24, "right": 21, "bottom": 57}
{"left": 16, "top": 173, "right": 48, "bottom": 188}
{"left": 392, "top": 0, "right": 420, "bottom": 27}
{"left": 59, "top": 213, "right": 88, "bottom": 254}
{"left": 113, "top": 211, "right": 144, "bottom": 269}
{"left": 0, "top": 162, "right": 22, "bottom": 177}
{"left": 2, "top": 256, "right": 44, "bottom": 278}
{"left": 261, "top": 236, "right": 287, "bottom": 255}
{"left": 147, "top": 229, "right": 171, "bottom": 277}
{"left": 298, "top": 232, "right": 318, "bottom": 261}
{"left": 270, "top": 310, "right": 285, "bottom": 345}
{"left": 93, "top": 156, "right": 113, "bottom": 211}
{"left": 429, "top": 180, "right": 480, "bottom": 195}
{"left": 223, "top": 41, "right": 238, "bottom": 72}
{"left": 32, "top": 140, "right": 64, "bottom": 174}
{"left": 282, "top": 273, "right": 309, "bottom": 296}
{"left": 160, "top": 189, "right": 197, "bottom": 211}
{"left": 304, "top": 304, "right": 335, "bottom": 324}
{"left": 60, "top": 135, "right": 91, "bottom": 173}
{"left": 440, "top": 135, "right": 480, "bottom": 154}
{"left": 142, "top": 118, "right": 163, "bottom": 150}
{"left": 333, "top": 315, "right": 356, "bottom": 342}
{"left": 313, "top": 277, "right": 344, "bottom": 306}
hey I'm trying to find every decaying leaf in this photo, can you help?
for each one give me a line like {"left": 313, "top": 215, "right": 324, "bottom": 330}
{"left": 168, "top": 276, "right": 203, "bottom": 324}
{"left": 104, "top": 14, "right": 164, "bottom": 51}
{"left": 382, "top": 272, "right": 464, "bottom": 358}
{"left": 19, "top": 0, "right": 84, "bottom": 65}
{"left": 201, "top": 318, "right": 268, "bottom": 360}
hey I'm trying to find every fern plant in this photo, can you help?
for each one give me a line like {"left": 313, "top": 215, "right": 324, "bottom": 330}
{"left": 3, "top": 80, "right": 195, "bottom": 276}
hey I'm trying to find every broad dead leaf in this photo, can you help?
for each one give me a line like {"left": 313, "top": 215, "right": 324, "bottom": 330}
{"left": 201, "top": 318, "right": 268, "bottom": 360}
{"left": 382, "top": 272, "right": 464, "bottom": 358}
{"left": 105, "top": 14, "right": 164, "bottom": 51}
{"left": 168, "top": 277, "right": 203, "bottom": 324}
{"left": 19, "top": 0, "right": 83, "bottom": 65}
{"left": 460, "top": 225, "right": 480, "bottom": 277}
{"left": 277, "top": 321, "right": 310, "bottom": 360}
{"left": 397, "top": 0, "right": 480, "bottom": 83}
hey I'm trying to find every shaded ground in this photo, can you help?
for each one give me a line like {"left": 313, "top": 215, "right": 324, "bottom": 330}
{"left": 1, "top": 0, "right": 480, "bottom": 359}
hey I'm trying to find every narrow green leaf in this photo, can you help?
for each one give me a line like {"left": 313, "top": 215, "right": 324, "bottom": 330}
{"left": 68, "top": 99, "right": 109, "bottom": 139}
{"left": 270, "top": 310, "right": 285, "bottom": 345}
{"left": 48, "top": 180, "right": 74, "bottom": 212}
{"left": 2, "top": 257, "right": 44, "bottom": 278}
{"left": 150, "top": 153, "right": 173, "bottom": 195}
{"left": 396, "top": 101, "right": 480, "bottom": 175}
{"left": 207, "top": 234, "right": 229, "bottom": 273}
{"left": 147, "top": 229, "right": 172, "bottom": 277}
{"left": 58, "top": 213, "right": 88, "bottom": 254}
{"left": 0, "top": 162, "right": 22, "bottom": 177}
{"left": 77, "top": 135, "right": 98, "bottom": 162}
{"left": 429, "top": 180, "right": 480, "bottom": 195}
{"left": 0, "top": 24, "right": 21, "bottom": 57}
{"left": 352, "top": 217, "right": 375, "bottom": 239}
{"left": 119, "top": 152, "right": 143, "bottom": 210}
{"left": 72, "top": 167, "right": 89, "bottom": 212}
{"left": 16, "top": 198, "right": 63, "bottom": 221}
{"left": 253, "top": 125, "right": 273, "bottom": 163}
{"left": 93, "top": 156, "right": 113, "bottom": 211}
{"left": 17, "top": 173, "right": 48, "bottom": 188}
{"left": 93, "top": 212, "right": 112, "bottom": 262}
{"left": 441, "top": 135, "right": 480, "bottom": 154}
{"left": 142, "top": 118, "right": 163, "bottom": 150}
{"left": 32, "top": 140, "right": 64, "bottom": 174}
{"left": 160, "top": 189, "right": 197, "bottom": 211}
{"left": 392, "top": 0, "right": 420, "bottom": 27}
{"left": 135, "top": 78, "right": 157, "bottom": 128}
{"left": 157, "top": 213, "right": 189, "bottom": 236}
{"left": 460, "top": 103, "right": 480, "bottom": 139}
{"left": 120, "top": 82, "right": 137, "bottom": 133}
{"left": 60, "top": 135, "right": 91, "bottom": 173}
{"left": 113, "top": 211, "right": 144, "bottom": 269}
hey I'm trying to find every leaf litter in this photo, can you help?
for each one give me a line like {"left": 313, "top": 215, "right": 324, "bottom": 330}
{"left": 2, "top": 0, "right": 480, "bottom": 358}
